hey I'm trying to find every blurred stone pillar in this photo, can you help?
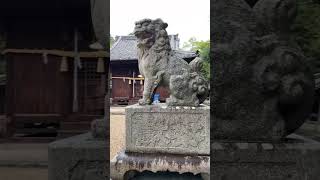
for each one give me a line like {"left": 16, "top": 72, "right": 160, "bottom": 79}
{"left": 90, "top": 0, "right": 109, "bottom": 49}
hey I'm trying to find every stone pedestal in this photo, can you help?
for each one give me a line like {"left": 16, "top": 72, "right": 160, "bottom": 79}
{"left": 110, "top": 104, "right": 210, "bottom": 179}
{"left": 111, "top": 151, "right": 209, "bottom": 180}
{"left": 126, "top": 104, "right": 210, "bottom": 155}
{"left": 48, "top": 120, "right": 108, "bottom": 180}
{"left": 211, "top": 134, "right": 320, "bottom": 180}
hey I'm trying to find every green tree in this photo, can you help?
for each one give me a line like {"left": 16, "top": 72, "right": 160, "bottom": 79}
{"left": 292, "top": 0, "right": 320, "bottom": 73}
{"left": 109, "top": 35, "right": 115, "bottom": 48}
{"left": 183, "top": 37, "right": 210, "bottom": 79}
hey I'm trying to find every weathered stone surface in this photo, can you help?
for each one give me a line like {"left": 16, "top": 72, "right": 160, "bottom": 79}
{"left": 130, "top": 171, "right": 204, "bottom": 180}
{"left": 91, "top": 118, "right": 108, "bottom": 139}
{"left": 211, "top": 0, "right": 314, "bottom": 140}
{"left": 125, "top": 104, "right": 210, "bottom": 155}
{"left": 134, "top": 18, "right": 209, "bottom": 106}
{"left": 90, "top": 0, "right": 109, "bottom": 49}
{"left": 110, "top": 151, "right": 209, "bottom": 180}
{"left": 48, "top": 133, "right": 108, "bottom": 180}
{"left": 211, "top": 134, "right": 320, "bottom": 180}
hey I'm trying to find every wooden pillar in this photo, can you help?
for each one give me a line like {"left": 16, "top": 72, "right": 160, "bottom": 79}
{"left": 317, "top": 98, "right": 320, "bottom": 122}
{"left": 104, "top": 59, "right": 110, "bottom": 120}
{"left": 5, "top": 55, "right": 13, "bottom": 137}
{"left": 132, "top": 71, "right": 135, "bottom": 98}
{"left": 72, "top": 28, "right": 79, "bottom": 113}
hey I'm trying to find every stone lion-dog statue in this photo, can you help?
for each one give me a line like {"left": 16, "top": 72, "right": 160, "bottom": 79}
{"left": 134, "top": 18, "right": 209, "bottom": 106}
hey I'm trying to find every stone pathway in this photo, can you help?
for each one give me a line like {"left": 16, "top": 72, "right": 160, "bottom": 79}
{"left": 110, "top": 106, "right": 125, "bottom": 115}
{"left": 110, "top": 114, "right": 125, "bottom": 159}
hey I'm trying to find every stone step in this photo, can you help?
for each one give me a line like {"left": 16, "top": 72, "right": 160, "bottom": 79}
{"left": 59, "top": 121, "right": 91, "bottom": 131}
{"left": 65, "top": 114, "right": 102, "bottom": 122}
{"left": 57, "top": 130, "right": 88, "bottom": 139}
{"left": 14, "top": 127, "right": 57, "bottom": 135}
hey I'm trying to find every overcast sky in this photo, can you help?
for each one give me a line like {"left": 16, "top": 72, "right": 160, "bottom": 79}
{"left": 110, "top": 0, "right": 210, "bottom": 49}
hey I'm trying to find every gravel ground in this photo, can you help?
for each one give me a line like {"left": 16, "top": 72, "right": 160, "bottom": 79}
{"left": 110, "top": 114, "right": 125, "bottom": 159}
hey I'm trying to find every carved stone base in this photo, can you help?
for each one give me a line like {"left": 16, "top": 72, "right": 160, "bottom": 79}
{"left": 110, "top": 151, "right": 210, "bottom": 180}
{"left": 48, "top": 133, "right": 108, "bottom": 180}
{"left": 126, "top": 104, "right": 210, "bottom": 155}
{"left": 211, "top": 134, "right": 320, "bottom": 180}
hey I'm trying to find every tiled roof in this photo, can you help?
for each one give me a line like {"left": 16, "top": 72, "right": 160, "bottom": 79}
{"left": 110, "top": 35, "right": 197, "bottom": 61}
{"left": 111, "top": 36, "right": 138, "bottom": 61}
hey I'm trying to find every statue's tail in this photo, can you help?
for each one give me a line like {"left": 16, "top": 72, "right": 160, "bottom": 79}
{"left": 189, "top": 57, "right": 204, "bottom": 73}
{"left": 189, "top": 57, "right": 209, "bottom": 104}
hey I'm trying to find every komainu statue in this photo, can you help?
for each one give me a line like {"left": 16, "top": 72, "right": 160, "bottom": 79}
{"left": 134, "top": 18, "right": 209, "bottom": 106}
{"left": 212, "top": 0, "right": 315, "bottom": 140}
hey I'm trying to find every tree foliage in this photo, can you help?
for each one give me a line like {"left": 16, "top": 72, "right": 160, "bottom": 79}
{"left": 292, "top": 0, "right": 320, "bottom": 73}
{"left": 109, "top": 35, "right": 115, "bottom": 48}
{"left": 183, "top": 37, "right": 210, "bottom": 79}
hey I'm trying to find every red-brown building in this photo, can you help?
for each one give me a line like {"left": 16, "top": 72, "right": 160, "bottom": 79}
{"left": 110, "top": 35, "right": 198, "bottom": 105}
{"left": 0, "top": 0, "right": 108, "bottom": 140}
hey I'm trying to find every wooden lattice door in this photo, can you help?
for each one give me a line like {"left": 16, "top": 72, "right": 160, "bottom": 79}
{"left": 78, "top": 59, "right": 105, "bottom": 115}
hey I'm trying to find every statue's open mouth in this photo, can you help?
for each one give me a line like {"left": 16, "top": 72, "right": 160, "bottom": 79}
{"left": 134, "top": 29, "right": 153, "bottom": 39}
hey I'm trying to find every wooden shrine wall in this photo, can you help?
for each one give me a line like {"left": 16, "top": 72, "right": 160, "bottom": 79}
{"left": 5, "top": 54, "right": 72, "bottom": 121}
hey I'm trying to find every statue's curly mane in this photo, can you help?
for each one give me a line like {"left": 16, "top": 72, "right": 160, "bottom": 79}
{"left": 135, "top": 19, "right": 171, "bottom": 60}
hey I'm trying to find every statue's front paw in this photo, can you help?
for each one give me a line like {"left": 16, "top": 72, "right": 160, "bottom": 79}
{"left": 166, "top": 98, "right": 177, "bottom": 106}
{"left": 270, "top": 119, "right": 286, "bottom": 140}
{"left": 139, "top": 98, "right": 151, "bottom": 105}
{"left": 194, "top": 99, "right": 200, "bottom": 107}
